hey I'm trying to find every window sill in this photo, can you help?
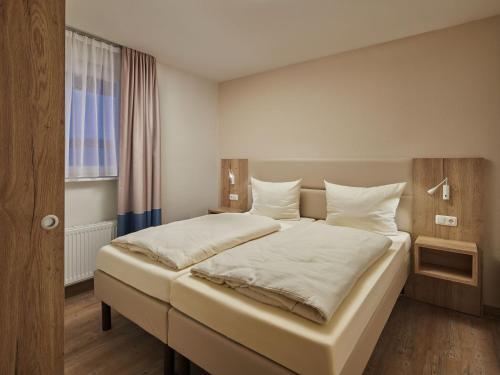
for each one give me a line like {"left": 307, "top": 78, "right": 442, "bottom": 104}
{"left": 65, "top": 177, "right": 118, "bottom": 183}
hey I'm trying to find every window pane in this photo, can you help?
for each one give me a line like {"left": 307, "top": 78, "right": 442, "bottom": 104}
{"left": 65, "top": 30, "right": 120, "bottom": 179}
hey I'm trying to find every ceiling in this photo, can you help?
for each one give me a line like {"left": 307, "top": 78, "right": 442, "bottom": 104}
{"left": 66, "top": 0, "right": 500, "bottom": 81}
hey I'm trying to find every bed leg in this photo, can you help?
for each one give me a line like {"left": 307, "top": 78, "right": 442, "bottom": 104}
{"left": 101, "top": 302, "right": 111, "bottom": 331}
{"left": 164, "top": 345, "right": 175, "bottom": 375}
{"left": 177, "top": 352, "right": 190, "bottom": 375}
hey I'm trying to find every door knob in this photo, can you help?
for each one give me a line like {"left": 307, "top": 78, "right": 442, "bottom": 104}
{"left": 41, "top": 214, "right": 59, "bottom": 230}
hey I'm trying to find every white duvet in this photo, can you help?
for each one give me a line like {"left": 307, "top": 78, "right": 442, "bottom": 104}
{"left": 112, "top": 213, "right": 280, "bottom": 270}
{"left": 192, "top": 222, "right": 391, "bottom": 324}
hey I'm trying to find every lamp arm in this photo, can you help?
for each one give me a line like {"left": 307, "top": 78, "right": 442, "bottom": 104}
{"left": 437, "top": 177, "right": 448, "bottom": 188}
{"left": 434, "top": 177, "right": 448, "bottom": 189}
{"left": 427, "top": 177, "right": 448, "bottom": 195}
{"left": 228, "top": 169, "right": 236, "bottom": 185}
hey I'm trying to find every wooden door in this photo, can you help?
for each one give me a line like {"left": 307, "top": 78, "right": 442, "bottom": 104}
{"left": 0, "top": 0, "right": 65, "bottom": 374}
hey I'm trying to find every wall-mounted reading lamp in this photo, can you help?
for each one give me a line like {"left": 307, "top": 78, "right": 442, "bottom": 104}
{"left": 427, "top": 177, "right": 450, "bottom": 200}
{"left": 228, "top": 169, "right": 236, "bottom": 185}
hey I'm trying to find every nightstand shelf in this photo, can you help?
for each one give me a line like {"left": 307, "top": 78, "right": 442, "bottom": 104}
{"left": 414, "top": 236, "right": 478, "bottom": 287}
{"left": 417, "top": 263, "right": 474, "bottom": 285}
{"left": 208, "top": 207, "right": 245, "bottom": 214}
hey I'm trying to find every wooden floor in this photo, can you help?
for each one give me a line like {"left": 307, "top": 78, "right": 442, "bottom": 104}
{"left": 365, "top": 298, "right": 500, "bottom": 375}
{"left": 65, "top": 292, "right": 500, "bottom": 375}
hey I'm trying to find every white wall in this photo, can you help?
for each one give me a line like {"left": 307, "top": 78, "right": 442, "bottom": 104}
{"left": 157, "top": 64, "right": 219, "bottom": 223}
{"left": 64, "top": 63, "right": 219, "bottom": 227}
{"left": 65, "top": 181, "right": 117, "bottom": 227}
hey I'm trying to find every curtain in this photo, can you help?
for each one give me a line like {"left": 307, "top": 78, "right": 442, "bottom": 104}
{"left": 65, "top": 30, "right": 121, "bottom": 178}
{"left": 117, "top": 48, "right": 162, "bottom": 236}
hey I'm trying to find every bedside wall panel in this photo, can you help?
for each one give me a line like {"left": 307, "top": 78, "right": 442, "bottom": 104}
{"left": 220, "top": 159, "right": 248, "bottom": 211}
{"left": 407, "top": 158, "right": 484, "bottom": 315}
{"left": 412, "top": 158, "right": 483, "bottom": 242}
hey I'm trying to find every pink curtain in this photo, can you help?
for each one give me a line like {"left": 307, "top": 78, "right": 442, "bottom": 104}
{"left": 117, "top": 48, "right": 161, "bottom": 235}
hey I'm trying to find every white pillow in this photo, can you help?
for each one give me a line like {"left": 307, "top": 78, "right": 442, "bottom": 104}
{"left": 324, "top": 181, "right": 406, "bottom": 235}
{"left": 250, "top": 178, "right": 301, "bottom": 220}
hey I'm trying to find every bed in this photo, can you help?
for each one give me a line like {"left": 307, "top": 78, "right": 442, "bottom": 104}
{"left": 165, "top": 159, "right": 413, "bottom": 375}
{"left": 94, "top": 158, "right": 412, "bottom": 375}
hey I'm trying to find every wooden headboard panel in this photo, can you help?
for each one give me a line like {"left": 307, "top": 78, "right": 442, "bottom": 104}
{"left": 220, "top": 159, "right": 248, "bottom": 211}
{"left": 407, "top": 158, "right": 484, "bottom": 316}
{"left": 412, "top": 158, "right": 484, "bottom": 243}
{"left": 245, "top": 159, "right": 414, "bottom": 232}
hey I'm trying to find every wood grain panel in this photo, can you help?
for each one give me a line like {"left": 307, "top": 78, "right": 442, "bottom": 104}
{"left": 412, "top": 158, "right": 443, "bottom": 240}
{"left": 436, "top": 158, "right": 484, "bottom": 243}
{"left": 220, "top": 159, "right": 248, "bottom": 210}
{"left": 406, "top": 158, "right": 483, "bottom": 315}
{"left": 413, "top": 158, "right": 483, "bottom": 242}
{"left": 0, "top": 0, "right": 65, "bottom": 373}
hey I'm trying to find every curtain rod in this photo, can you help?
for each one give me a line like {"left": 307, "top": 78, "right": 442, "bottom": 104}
{"left": 65, "top": 25, "right": 122, "bottom": 48}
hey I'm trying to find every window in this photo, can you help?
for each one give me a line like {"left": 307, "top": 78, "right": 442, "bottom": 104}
{"left": 65, "top": 30, "right": 121, "bottom": 179}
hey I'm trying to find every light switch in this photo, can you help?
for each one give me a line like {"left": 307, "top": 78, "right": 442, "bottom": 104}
{"left": 229, "top": 194, "right": 239, "bottom": 201}
{"left": 435, "top": 215, "right": 458, "bottom": 227}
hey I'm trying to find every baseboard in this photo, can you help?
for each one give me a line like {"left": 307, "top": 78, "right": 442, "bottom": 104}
{"left": 483, "top": 304, "right": 500, "bottom": 318}
{"left": 65, "top": 278, "right": 94, "bottom": 298}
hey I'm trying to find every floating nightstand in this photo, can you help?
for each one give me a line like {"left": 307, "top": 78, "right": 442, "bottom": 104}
{"left": 414, "top": 236, "right": 478, "bottom": 287}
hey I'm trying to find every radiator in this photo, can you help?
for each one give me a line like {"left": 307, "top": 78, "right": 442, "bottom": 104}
{"left": 64, "top": 221, "right": 117, "bottom": 286}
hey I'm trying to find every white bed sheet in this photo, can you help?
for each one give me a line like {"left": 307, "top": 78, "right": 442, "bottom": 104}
{"left": 96, "top": 217, "right": 315, "bottom": 303}
{"left": 169, "top": 231, "right": 411, "bottom": 375}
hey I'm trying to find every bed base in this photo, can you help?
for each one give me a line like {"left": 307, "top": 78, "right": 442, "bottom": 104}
{"left": 168, "top": 261, "right": 408, "bottom": 375}
{"left": 169, "top": 308, "right": 295, "bottom": 375}
{"left": 99, "top": 301, "right": 178, "bottom": 375}
{"left": 94, "top": 270, "right": 191, "bottom": 375}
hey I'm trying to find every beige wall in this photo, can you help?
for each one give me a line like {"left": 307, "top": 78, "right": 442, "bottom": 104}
{"left": 157, "top": 64, "right": 219, "bottom": 223}
{"left": 65, "top": 62, "right": 219, "bottom": 227}
{"left": 219, "top": 16, "right": 500, "bottom": 307}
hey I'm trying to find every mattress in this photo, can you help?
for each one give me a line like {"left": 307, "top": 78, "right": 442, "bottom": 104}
{"left": 169, "top": 231, "right": 411, "bottom": 375}
{"left": 96, "top": 217, "right": 315, "bottom": 303}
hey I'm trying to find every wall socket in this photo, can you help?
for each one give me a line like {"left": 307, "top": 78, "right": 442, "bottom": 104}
{"left": 229, "top": 194, "right": 239, "bottom": 201}
{"left": 435, "top": 214, "right": 458, "bottom": 227}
